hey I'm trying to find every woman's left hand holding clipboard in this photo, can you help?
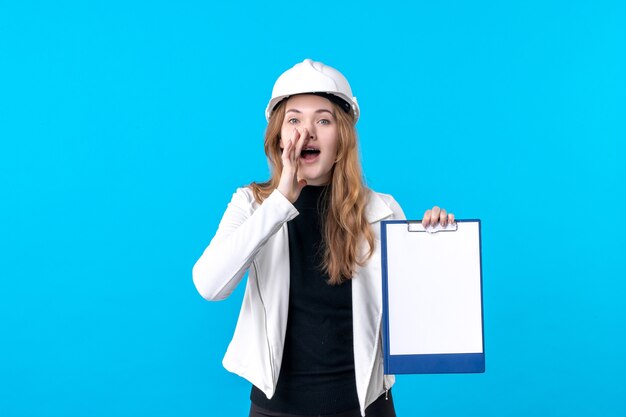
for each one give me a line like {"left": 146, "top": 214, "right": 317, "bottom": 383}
{"left": 422, "top": 206, "right": 455, "bottom": 228}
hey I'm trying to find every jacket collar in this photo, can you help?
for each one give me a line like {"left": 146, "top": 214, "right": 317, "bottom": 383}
{"left": 365, "top": 191, "right": 393, "bottom": 224}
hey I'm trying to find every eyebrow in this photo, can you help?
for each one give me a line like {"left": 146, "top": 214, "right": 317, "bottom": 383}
{"left": 285, "top": 109, "right": 335, "bottom": 116}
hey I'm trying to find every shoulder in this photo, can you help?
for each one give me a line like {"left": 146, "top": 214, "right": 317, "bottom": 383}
{"left": 230, "top": 186, "right": 296, "bottom": 215}
{"left": 219, "top": 187, "right": 259, "bottom": 217}
{"left": 232, "top": 186, "right": 256, "bottom": 203}
{"left": 366, "top": 189, "right": 406, "bottom": 221}
{"left": 368, "top": 188, "right": 400, "bottom": 209}
{"left": 224, "top": 186, "right": 255, "bottom": 205}
{"left": 370, "top": 190, "right": 396, "bottom": 205}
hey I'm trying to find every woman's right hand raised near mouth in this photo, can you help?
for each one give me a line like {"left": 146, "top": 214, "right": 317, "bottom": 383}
{"left": 277, "top": 128, "right": 308, "bottom": 203}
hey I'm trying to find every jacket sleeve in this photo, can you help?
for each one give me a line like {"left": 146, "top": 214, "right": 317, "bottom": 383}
{"left": 192, "top": 187, "right": 299, "bottom": 301}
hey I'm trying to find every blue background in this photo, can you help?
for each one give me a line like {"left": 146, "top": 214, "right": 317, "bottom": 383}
{"left": 1, "top": 1, "right": 625, "bottom": 416}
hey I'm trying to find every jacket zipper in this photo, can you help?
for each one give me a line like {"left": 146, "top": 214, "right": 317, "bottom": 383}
{"left": 252, "top": 260, "right": 274, "bottom": 386}
{"left": 383, "top": 376, "right": 388, "bottom": 400}
{"left": 380, "top": 331, "right": 389, "bottom": 400}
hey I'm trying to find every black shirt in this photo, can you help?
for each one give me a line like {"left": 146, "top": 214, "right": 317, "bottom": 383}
{"left": 251, "top": 185, "right": 359, "bottom": 414}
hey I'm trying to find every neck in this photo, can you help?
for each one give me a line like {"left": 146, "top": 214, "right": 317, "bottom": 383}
{"left": 294, "top": 184, "right": 330, "bottom": 209}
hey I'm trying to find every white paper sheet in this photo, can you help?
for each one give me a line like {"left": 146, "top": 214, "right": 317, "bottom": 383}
{"left": 385, "top": 221, "right": 483, "bottom": 355}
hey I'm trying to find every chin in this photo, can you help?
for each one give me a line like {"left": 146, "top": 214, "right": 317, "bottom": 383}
{"left": 299, "top": 165, "right": 333, "bottom": 186}
{"left": 305, "top": 178, "right": 331, "bottom": 186}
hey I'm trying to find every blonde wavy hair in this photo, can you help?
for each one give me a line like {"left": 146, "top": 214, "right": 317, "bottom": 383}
{"left": 249, "top": 97, "right": 375, "bottom": 285}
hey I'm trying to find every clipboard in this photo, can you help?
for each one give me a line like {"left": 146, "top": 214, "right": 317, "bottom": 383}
{"left": 381, "top": 219, "right": 485, "bottom": 374}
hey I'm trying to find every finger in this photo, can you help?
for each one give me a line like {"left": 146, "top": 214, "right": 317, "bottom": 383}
{"left": 422, "top": 209, "right": 432, "bottom": 228}
{"left": 294, "top": 128, "right": 308, "bottom": 160}
{"left": 440, "top": 209, "right": 447, "bottom": 227}
{"left": 282, "top": 139, "right": 293, "bottom": 165}
{"left": 431, "top": 206, "right": 440, "bottom": 227}
{"left": 448, "top": 213, "right": 455, "bottom": 225}
{"left": 290, "top": 129, "right": 300, "bottom": 163}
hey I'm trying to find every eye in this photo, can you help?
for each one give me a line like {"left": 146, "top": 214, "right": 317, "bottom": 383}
{"left": 287, "top": 118, "right": 299, "bottom": 124}
{"left": 318, "top": 119, "right": 331, "bottom": 125}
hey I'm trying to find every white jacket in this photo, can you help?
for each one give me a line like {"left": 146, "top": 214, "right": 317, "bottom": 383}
{"left": 192, "top": 187, "right": 406, "bottom": 416}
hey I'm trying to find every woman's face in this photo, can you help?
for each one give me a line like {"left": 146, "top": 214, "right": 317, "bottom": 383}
{"left": 279, "top": 94, "right": 339, "bottom": 186}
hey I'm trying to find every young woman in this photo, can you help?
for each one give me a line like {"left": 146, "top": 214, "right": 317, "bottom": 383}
{"left": 193, "top": 59, "right": 454, "bottom": 417}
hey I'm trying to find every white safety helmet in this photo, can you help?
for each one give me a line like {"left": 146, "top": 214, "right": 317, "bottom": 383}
{"left": 265, "top": 59, "right": 360, "bottom": 123}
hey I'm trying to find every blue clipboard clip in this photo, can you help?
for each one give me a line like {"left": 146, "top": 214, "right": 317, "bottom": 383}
{"left": 407, "top": 221, "right": 459, "bottom": 234}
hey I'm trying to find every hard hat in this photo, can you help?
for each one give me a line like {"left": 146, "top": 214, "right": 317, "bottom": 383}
{"left": 265, "top": 59, "right": 360, "bottom": 122}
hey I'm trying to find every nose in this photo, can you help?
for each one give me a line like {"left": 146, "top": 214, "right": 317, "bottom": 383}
{"left": 302, "top": 121, "right": 316, "bottom": 140}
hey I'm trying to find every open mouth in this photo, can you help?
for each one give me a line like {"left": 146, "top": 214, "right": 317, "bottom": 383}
{"left": 300, "top": 147, "right": 321, "bottom": 161}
